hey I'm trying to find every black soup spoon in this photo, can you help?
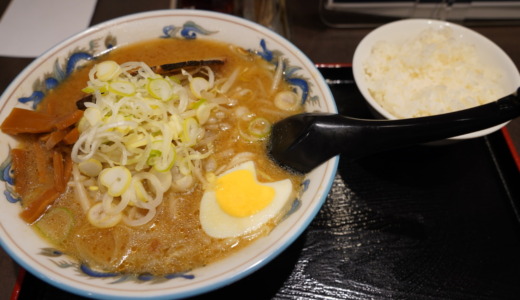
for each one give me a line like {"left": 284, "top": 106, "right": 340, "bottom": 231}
{"left": 268, "top": 87, "right": 520, "bottom": 174}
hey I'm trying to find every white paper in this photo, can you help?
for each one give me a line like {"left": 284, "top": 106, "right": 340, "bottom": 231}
{"left": 0, "top": 0, "right": 97, "bottom": 57}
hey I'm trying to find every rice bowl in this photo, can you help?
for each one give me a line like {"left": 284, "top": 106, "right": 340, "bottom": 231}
{"left": 353, "top": 18, "right": 520, "bottom": 139}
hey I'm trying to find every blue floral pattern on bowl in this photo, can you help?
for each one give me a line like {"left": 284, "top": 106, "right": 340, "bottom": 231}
{"left": 0, "top": 154, "right": 19, "bottom": 204}
{"left": 161, "top": 21, "right": 218, "bottom": 39}
{"left": 1, "top": 20, "right": 314, "bottom": 283}
{"left": 39, "top": 248, "right": 194, "bottom": 283}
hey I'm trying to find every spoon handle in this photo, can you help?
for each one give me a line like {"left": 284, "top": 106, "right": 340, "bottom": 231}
{"left": 268, "top": 88, "right": 520, "bottom": 173}
{"left": 333, "top": 87, "right": 520, "bottom": 159}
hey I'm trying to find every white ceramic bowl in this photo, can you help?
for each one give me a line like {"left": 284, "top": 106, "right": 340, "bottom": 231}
{"left": 0, "top": 10, "right": 338, "bottom": 299}
{"left": 353, "top": 18, "right": 520, "bottom": 140}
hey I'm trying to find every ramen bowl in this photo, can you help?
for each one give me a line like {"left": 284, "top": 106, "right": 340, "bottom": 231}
{"left": 353, "top": 18, "right": 520, "bottom": 140}
{"left": 0, "top": 10, "right": 337, "bottom": 299}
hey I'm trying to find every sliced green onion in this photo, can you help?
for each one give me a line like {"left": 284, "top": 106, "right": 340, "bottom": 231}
{"left": 274, "top": 91, "right": 301, "bottom": 111}
{"left": 191, "top": 98, "right": 207, "bottom": 109}
{"left": 98, "top": 85, "right": 109, "bottom": 95}
{"left": 168, "top": 115, "right": 183, "bottom": 140}
{"left": 153, "top": 144, "right": 176, "bottom": 172}
{"left": 133, "top": 178, "right": 152, "bottom": 203}
{"left": 81, "top": 86, "right": 95, "bottom": 94}
{"left": 109, "top": 80, "right": 136, "bottom": 97}
{"left": 35, "top": 207, "right": 74, "bottom": 243}
{"left": 87, "top": 202, "right": 122, "bottom": 228}
{"left": 181, "top": 117, "right": 200, "bottom": 146}
{"left": 146, "top": 141, "right": 176, "bottom": 172}
{"left": 190, "top": 77, "right": 210, "bottom": 98}
{"left": 147, "top": 149, "right": 162, "bottom": 166}
{"left": 99, "top": 166, "right": 132, "bottom": 197}
{"left": 248, "top": 117, "right": 271, "bottom": 138}
{"left": 148, "top": 77, "right": 173, "bottom": 101}
{"left": 95, "top": 61, "right": 121, "bottom": 82}
{"left": 83, "top": 107, "right": 102, "bottom": 126}
{"left": 178, "top": 156, "right": 193, "bottom": 176}
{"left": 169, "top": 75, "right": 181, "bottom": 84}
{"left": 196, "top": 102, "right": 213, "bottom": 125}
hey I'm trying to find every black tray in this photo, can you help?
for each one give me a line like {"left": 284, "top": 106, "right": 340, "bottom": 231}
{"left": 13, "top": 66, "right": 520, "bottom": 299}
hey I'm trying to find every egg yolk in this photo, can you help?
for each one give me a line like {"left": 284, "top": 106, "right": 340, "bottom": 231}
{"left": 215, "top": 169, "right": 275, "bottom": 217}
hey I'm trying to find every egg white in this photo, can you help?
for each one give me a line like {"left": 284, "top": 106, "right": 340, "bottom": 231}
{"left": 199, "top": 161, "right": 293, "bottom": 239}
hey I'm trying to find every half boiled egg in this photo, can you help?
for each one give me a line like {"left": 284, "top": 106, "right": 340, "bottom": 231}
{"left": 199, "top": 161, "right": 293, "bottom": 239}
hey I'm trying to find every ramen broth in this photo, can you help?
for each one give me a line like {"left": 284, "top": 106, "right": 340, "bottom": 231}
{"left": 13, "top": 38, "right": 304, "bottom": 275}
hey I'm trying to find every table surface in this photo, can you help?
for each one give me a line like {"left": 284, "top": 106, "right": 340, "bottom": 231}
{"left": 1, "top": 0, "right": 520, "bottom": 299}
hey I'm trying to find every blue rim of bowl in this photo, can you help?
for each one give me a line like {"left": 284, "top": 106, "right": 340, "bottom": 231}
{"left": 0, "top": 9, "right": 339, "bottom": 299}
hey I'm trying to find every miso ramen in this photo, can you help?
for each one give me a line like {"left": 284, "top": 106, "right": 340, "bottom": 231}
{"left": 1, "top": 38, "right": 304, "bottom": 275}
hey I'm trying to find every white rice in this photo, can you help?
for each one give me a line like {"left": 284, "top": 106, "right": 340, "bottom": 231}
{"left": 363, "top": 27, "right": 505, "bottom": 118}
